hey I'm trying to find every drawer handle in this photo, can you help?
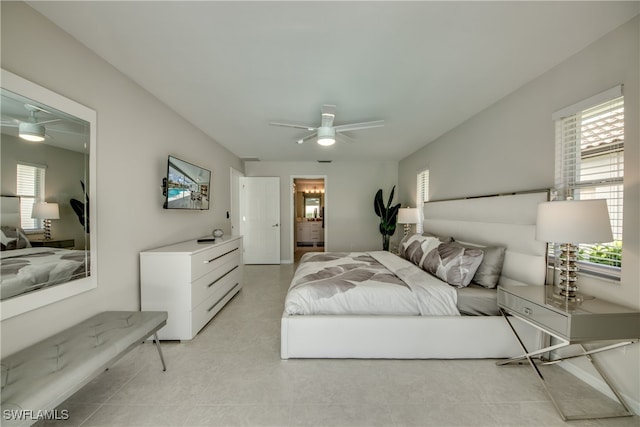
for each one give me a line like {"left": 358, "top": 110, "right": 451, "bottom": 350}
{"left": 207, "top": 283, "right": 239, "bottom": 312}
{"left": 207, "top": 265, "right": 239, "bottom": 288}
{"left": 524, "top": 307, "right": 532, "bottom": 316}
{"left": 203, "top": 247, "right": 239, "bottom": 264}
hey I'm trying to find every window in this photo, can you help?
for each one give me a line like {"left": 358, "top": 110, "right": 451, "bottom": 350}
{"left": 17, "top": 162, "right": 46, "bottom": 231}
{"left": 553, "top": 86, "right": 623, "bottom": 279}
{"left": 416, "top": 169, "right": 430, "bottom": 233}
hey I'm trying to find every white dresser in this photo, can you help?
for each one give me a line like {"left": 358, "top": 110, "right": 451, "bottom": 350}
{"left": 140, "top": 236, "right": 243, "bottom": 340}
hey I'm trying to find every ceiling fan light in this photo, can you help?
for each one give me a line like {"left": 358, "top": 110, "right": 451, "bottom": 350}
{"left": 19, "top": 122, "right": 45, "bottom": 142}
{"left": 317, "top": 126, "right": 335, "bottom": 146}
{"left": 317, "top": 137, "right": 335, "bottom": 146}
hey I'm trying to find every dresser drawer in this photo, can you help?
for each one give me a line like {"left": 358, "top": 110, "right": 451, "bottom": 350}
{"left": 191, "top": 280, "right": 241, "bottom": 335}
{"left": 499, "top": 290, "right": 569, "bottom": 338}
{"left": 191, "top": 240, "right": 241, "bottom": 280}
{"left": 191, "top": 259, "right": 241, "bottom": 307}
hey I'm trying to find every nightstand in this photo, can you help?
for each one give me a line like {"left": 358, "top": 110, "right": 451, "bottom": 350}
{"left": 497, "top": 283, "right": 639, "bottom": 421}
{"left": 30, "top": 238, "right": 75, "bottom": 249}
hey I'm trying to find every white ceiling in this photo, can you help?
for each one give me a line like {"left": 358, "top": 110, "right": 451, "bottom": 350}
{"left": 27, "top": 1, "right": 639, "bottom": 162}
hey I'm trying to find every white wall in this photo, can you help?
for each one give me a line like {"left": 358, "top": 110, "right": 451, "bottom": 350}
{"left": 399, "top": 16, "right": 639, "bottom": 410}
{"left": 245, "top": 161, "right": 399, "bottom": 262}
{"left": 1, "top": 2, "right": 243, "bottom": 357}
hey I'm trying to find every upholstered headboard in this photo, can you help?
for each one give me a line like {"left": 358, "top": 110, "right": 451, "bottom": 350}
{"left": 1, "top": 196, "right": 21, "bottom": 228}
{"left": 423, "top": 190, "right": 549, "bottom": 287}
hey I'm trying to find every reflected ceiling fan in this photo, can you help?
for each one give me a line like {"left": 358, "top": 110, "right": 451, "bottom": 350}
{"left": 270, "top": 104, "right": 384, "bottom": 146}
{"left": 1, "top": 104, "right": 62, "bottom": 142}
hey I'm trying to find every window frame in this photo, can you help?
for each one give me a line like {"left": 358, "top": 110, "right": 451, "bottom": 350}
{"left": 552, "top": 86, "right": 624, "bottom": 281}
{"left": 16, "top": 162, "right": 47, "bottom": 233}
{"left": 416, "top": 168, "right": 430, "bottom": 233}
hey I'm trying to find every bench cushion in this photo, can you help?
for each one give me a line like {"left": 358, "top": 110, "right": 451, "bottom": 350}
{"left": 1, "top": 311, "right": 167, "bottom": 420}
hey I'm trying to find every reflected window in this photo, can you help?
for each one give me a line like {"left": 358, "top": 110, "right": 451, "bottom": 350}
{"left": 17, "top": 162, "right": 46, "bottom": 231}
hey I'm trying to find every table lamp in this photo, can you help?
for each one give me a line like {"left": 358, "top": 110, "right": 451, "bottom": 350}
{"left": 32, "top": 202, "right": 60, "bottom": 241}
{"left": 397, "top": 207, "right": 420, "bottom": 237}
{"left": 536, "top": 199, "right": 613, "bottom": 300}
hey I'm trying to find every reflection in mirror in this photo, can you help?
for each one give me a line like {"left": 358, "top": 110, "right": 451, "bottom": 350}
{"left": 0, "top": 69, "right": 96, "bottom": 319}
{"left": 304, "top": 197, "right": 320, "bottom": 218}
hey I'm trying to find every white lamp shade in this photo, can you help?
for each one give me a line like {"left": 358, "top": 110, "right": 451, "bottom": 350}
{"left": 397, "top": 208, "right": 420, "bottom": 224}
{"left": 536, "top": 199, "right": 613, "bottom": 243}
{"left": 31, "top": 202, "right": 60, "bottom": 220}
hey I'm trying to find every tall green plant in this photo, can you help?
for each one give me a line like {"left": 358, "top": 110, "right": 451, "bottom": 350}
{"left": 374, "top": 186, "right": 401, "bottom": 251}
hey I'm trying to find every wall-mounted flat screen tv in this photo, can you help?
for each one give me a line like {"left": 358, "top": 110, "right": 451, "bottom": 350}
{"left": 163, "top": 155, "right": 211, "bottom": 210}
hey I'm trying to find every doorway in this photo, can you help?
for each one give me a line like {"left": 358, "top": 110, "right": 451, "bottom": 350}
{"left": 292, "top": 177, "right": 326, "bottom": 263}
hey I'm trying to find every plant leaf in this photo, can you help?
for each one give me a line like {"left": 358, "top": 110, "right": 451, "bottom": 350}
{"left": 387, "top": 185, "right": 396, "bottom": 210}
{"left": 374, "top": 189, "right": 384, "bottom": 217}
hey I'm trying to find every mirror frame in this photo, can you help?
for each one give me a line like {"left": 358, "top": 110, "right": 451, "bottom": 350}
{"left": 1, "top": 69, "right": 97, "bottom": 320}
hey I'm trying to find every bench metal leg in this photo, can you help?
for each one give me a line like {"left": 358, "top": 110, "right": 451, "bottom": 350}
{"left": 152, "top": 332, "right": 167, "bottom": 371}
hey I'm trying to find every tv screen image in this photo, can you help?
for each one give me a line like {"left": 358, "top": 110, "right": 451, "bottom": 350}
{"left": 164, "top": 155, "right": 211, "bottom": 210}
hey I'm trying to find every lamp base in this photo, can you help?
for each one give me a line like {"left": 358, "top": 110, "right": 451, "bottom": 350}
{"left": 403, "top": 223, "right": 412, "bottom": 237}
{"left": 43, "top": 219, "right": 52, "bottom": 241}
{"left": 547, "top": 287, "right": 594, "bottom": 307}
{"left": 557, "top": 243, "right": 580, "bottom": 299}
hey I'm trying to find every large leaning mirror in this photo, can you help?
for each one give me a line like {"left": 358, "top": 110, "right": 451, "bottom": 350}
{"left": 0, "top": 69, "right": 97, "bottom": 320}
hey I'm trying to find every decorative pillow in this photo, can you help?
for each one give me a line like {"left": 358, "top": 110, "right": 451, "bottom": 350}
{"left": 398, "top": 234, "right": 440, "bottom": 266}
{"left": 421, "top": 242, "right": 484, "bottom": 288}
{"left": 453, "top": 241, "right": 506, "bottom": 289}
{"left": 0, "top": 226, "right": 31, "bottom": 251}
{"left": 421, "top": 231, "right": 453, "bottom": 243}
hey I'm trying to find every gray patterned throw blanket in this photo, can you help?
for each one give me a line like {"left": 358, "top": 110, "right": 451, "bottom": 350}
{"left": 1, "top": 247, "right": 88, "bottom": 300}
{"left": 284, "top": 251, "right": 459, "bottom": 316}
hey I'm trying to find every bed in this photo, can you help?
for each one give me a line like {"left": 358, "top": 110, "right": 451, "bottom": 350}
{"left": 281, "top": 190, "right": 549, "bottom": 359}
{"left": 1, "top": 196, "right": 90, "bottom": 300}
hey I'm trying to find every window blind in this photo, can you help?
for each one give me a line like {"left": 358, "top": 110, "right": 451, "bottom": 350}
{"left": 416, "top": 169, "right": 429, "bottom": 233}
{"left": 554, "top": 90, "right": 624, "bottom": 278}
{"left": 17, "top": 163, "right": 46, "bottom": 231}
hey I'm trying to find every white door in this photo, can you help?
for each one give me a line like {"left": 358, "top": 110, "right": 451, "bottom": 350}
{"left": 239, "top": 177, "right": 280, "bottom": 264}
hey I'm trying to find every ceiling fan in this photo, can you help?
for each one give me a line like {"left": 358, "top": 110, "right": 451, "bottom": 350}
{"left": 270, "top": 104, "right": 384, "bottom": 146}
{"left": 1, "top": 104, "right": 61, "bottom": 142}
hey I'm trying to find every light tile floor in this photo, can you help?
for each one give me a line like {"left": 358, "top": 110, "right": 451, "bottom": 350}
{"left": 36, "top": 264, "right": 638, "bottom": 426}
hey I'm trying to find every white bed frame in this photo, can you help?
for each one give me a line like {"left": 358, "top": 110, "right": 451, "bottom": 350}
{"left": 281, "top": 190, "right": 549, "bottom": 359}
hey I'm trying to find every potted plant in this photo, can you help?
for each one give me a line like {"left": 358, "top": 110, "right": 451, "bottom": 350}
{"left": 374, "top": 186, "right": 401, "bottom": 251}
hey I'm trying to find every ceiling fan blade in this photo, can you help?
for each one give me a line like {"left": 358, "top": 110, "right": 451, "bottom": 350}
{"left": 34, "top": 119, "right": 61, "bottom": 125}
{"left": 334, "top": 120, "right": 384, "bottom": 133}
{"left": 270, "top": 122, "right": 316, "bottom": 131}
{"left": 46, "top": 127, "right": 86, "bottom": 136}
{"left": 337, "top": 133, "right": 356, "bottom": 143}
{"left": 296, "top": 132, "right": 318, "bottom": 144}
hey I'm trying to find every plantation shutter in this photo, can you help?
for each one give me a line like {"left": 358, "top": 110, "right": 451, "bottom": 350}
{"left": 416, "top": 169, "right": 429, "bottom": 233}
{"left": 553, "top": 86, "right": 623, "bottom": 278}
{"left": 17, "top": 163, "right": 46, "bottom": 231}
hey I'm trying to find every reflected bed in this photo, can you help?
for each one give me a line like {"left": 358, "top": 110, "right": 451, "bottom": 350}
{"left": 1, "top": 196, "right": 89, "bottom": 301}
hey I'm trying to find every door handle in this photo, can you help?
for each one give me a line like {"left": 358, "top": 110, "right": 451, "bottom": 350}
{"left": 272, "top": 224, "right": 279, "bottom": 227}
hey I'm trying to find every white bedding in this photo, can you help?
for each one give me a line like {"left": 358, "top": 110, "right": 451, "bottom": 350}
{"left": 1, "top": 247, "right": 89, "bottom": 300}
{"left": 284, "top": 251, "right": 459, "bottom": 316}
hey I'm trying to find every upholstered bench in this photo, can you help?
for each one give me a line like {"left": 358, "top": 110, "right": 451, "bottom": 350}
{"left": 1, "top": 311, "right": 167, "bottom": 426}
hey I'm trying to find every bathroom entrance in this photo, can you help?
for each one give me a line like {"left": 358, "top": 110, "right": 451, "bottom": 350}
{"left": 293, "top": 177, "right": 326, "bottom": 263}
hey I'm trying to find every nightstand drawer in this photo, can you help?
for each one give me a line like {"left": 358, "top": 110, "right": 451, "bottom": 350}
{"left": 498, "top": 289, "right": 569, "bottom": 338}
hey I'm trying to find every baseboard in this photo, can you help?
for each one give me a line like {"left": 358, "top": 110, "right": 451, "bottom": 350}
{"left": 560, "top": 362, "right": 640, "bottom": 415}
